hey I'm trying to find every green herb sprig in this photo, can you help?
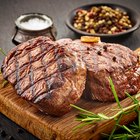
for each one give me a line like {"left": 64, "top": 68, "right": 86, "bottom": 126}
{"left": 71, "top": 77, "right": 140, "bottom": 140}
{"left": 1, "top": 80, "right": 9, "bottom": 88}
{"left": 0, "top": 48, "right": 8, "bottom": 88}
{"left": 0, "top": 48, "right": 6, "bottom": 56}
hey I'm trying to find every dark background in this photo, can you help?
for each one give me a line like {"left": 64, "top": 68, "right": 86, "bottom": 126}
{"left": 0, "top": 0, "right": 140, "bottom": 139}
{"left": 0, "top": 0, "right": 140, "bottom": 66}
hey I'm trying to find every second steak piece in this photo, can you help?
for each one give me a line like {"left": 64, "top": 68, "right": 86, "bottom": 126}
{"left": 83, "top": 42, "right": 140, "bottom": 101}
{"left": 57, "top": 39, "right": 140, "bottom": 102}
{"left": 1, "top": 36, "right": 86, "bottom": 116}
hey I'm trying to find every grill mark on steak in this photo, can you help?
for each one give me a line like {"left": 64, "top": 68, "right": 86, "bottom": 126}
{"left": 31, "top": 43, "right": 71, "bottom": 102}
{"left": 1, "top": 36, "right": 87, "bottom": 116}
{"left": 92, "top": 52, "right": 98, "bottom": 73}
{"left": 15, "top": 47, "right": 21, "bottom": 95}
{"left": 2, "top": 37, "right": 52, "bottom": 71}
{"left": 20, "top": 42, "right": 56, "bottom": 99}
{"left": 57, "top": 39, "right": 140, "bottom": 102}
{"left": 54, "top": 46, "right": 64, "bottom": 82}
{"left": 3, "top": 45, "right": 21, "bottom": 68}
{"left": 28, "top": 48, "right": 34, "bottom": 98}
{"left": 32, "top": 44, "right": 65, "bottom": 102}
{"left": 19, "top": 62, "right": 72, "bottom": 97}
{"left": 37, "top": 41, "right": 53, "bottom": 100}
{"left": 32, "top": 74, "right": 64, "bottom": 102}
{"left": 33, "top": 91, "right": 53, "bottom": 103}
{"left": 57, "top": 57, "right": 75, "bottom": 102}
{"left": 4, "top": 43, "right": 54, "bottom": 79}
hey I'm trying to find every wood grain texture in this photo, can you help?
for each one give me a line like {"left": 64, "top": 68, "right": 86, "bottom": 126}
{"left": 0, "top": 74, "right": 139, "bottom": 140}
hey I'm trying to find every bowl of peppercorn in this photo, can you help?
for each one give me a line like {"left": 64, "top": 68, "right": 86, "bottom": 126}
{"left": 66, "top": 3, "right": 140, "bottom": 37}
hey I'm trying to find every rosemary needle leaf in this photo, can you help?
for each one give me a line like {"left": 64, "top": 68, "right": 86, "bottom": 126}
{"left": 112, "top": 134, "right": 128, "bottom": 139}
{"left": 123, "top": 135, "right": 129, "bottom": 139}
{"left": 76, "top": 113, "right": 89, "bottom": 118}
{"left": 125, "top": 92, "right": 139, "bottom": 104}
{"left": 76, "top": 113, "right": 99, "bottom": 118}
{"left": 81, "top": 117, "right": 100, "bottom": 122}
{"left": 111, "top": 108, "right": 121, "bottom": 111}
{"left": 2, "top": 80, "right": 8, "bottom": 88}
{"left": 70, "top": 104, "right": 95, "bottom": 115}
{"left": 108, "top": 114, "right": 122, "bottom": 140}
{"left": 130, "top": 122, "right": 138, "bottom": 129}
{"left": 97, "top": 113, "right": 110, "bottom": 120}
{"left": 108, "top": 77, "right": 122, "bottom": 110}
{"left": 122, "top": 125, "right": 134, "bottom": 136}
{"left": 138, "top": 110, "right": 140, "bottom": 129}
{"left": 0, "top": 48, "right": 6, "bottom": 56}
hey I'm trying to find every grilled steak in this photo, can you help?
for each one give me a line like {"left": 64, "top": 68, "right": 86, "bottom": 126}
{"left": 1, "top": 36, "right": 86, "bottom": 116}
{"left": 57, "top": 39, "right": 140, "bottom": 101}
{"left": 1, "top": 36, "right": 140, "bottom": 116}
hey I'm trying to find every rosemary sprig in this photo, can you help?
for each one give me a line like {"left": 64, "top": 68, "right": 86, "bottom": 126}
{"left": 0, "top": 48, "right": 6, "bottom": 56}
{"left": 0, "top": 70, "right": 9, "bottom": 88}
{"left": 71, "top": 78, "right": 140, "bottom": 140}
{"left": 0, "top": 48, "right": 8, "bottom": 87}
{"left": 72, "top": 91, "right": 140, "bottom": 124}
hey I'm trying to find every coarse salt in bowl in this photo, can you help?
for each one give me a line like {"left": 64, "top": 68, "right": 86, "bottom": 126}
{"left": 12, "top": 13, "right": 57, "bottom": 44}
{"left": 16, "top": 13, "right": 53, "bottom": 31}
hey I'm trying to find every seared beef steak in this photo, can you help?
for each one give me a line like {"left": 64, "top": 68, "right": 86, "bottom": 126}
{"left": 1, "top": 36, "right": 140, "bottom": 116}
{"left": 57, "top": 39, "right": 140, "bottom": 101}
{"left": 1, "top": 36, "right": 86, "bottom": 116}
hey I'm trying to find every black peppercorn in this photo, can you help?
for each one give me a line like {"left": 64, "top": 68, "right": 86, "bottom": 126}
{"left": 87, "top": 47, "right": 90, "bottom": 51}
{"left": 137, "top": 55, "right": 139, "bottom": 62}
{"left": 113, "top": 56, "right": 117, "bottom": 61}
{"left": 97, "top": 51, "right": 101, "bottom": 55}
{"left": 103, "top": 45, "right": 107, "bottom": 51}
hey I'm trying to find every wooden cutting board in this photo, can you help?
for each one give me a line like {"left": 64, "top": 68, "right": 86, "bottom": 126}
{"left": 0, "top": 74, "right": 139, "bottom": 140}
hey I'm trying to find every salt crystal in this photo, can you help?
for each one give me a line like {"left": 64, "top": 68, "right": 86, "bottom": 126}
{"left": 20, "top": 17, "right": 52, "bottom": 30}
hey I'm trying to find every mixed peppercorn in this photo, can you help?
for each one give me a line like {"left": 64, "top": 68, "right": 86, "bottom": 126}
{"left": 73, "top": 6, "right": 132, "bottom": 34}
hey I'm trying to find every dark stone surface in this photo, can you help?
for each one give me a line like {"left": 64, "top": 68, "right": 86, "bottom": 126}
{"left": 0, "top": 113, "right": 38, "bottom": 140}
